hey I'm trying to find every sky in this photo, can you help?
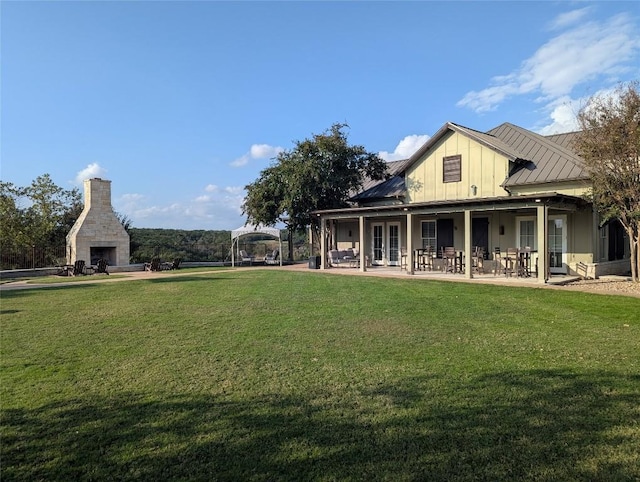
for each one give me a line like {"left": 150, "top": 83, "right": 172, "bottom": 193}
{"left": 2, "top": 1, "right": 639, "bottom": 230}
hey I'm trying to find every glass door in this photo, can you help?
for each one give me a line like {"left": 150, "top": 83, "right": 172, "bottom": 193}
{"left": 372, "top": 223, "right": 384, "bottom": 265}
{"left": 548, "top": 216, "right": 567, "bottom": 274}
{"left": 387, "top": 223, "right": 401, "bottom": 266}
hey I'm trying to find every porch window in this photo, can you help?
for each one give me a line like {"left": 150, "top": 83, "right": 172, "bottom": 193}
{"left": 443, "top": 155, "right": 462, "bottom": 183}
{"left": 516, "top": 217, "right": 536, "bottom": 249}
{"left": 421, "top": 220, "right": 437, "bottom": 249}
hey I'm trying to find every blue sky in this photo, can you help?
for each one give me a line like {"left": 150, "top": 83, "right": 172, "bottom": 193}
{"left": 2, "top": 1, "right": 639, "bottom": 230}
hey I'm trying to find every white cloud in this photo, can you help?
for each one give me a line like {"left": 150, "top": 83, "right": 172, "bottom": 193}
{"left": 250, "top": 144, "right": 282, "bottom": 159}
{"left": 115, "top": 185, "right": 247, "bottom": 230}
{"left": 74, "top": 163, "right": 108, "bottom": 185}
{"left": 548, "top": 7, "right": 591, "bottom": 30}
{"left": 230, "top": 143, "right": 284, "bottom": 167}
{"left": 230, "top": 154, "right": 251, "bottom": 167}
{"left": 535, "top": 96, "right": 581, "bottom": 135}
{"left": 457, "top": 12, "right": 640, "bottom": 115}
{"left": 379, "top": 134, "right": 430, "bottom": 161}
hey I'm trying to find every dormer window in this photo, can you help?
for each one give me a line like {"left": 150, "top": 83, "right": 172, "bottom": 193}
{"left": 443, "top": 155, "right": 461, "bottom": 183}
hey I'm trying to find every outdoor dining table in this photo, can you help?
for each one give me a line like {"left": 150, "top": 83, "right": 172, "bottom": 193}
{"left": 517, "top": 248, "right": 536, "bottom": 277}
{"left": 414, "top": 248, "right": 434, "bottom": 271}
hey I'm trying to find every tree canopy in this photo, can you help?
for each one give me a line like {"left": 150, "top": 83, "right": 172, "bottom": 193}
{"left": 573, "top": 81, "right": 640, "bottom": 281}
{"left": 242, "top": 123, "right": 388, "bottom": 234}
{"left": 1, "top": 174, "right": 83, "bottom": 250}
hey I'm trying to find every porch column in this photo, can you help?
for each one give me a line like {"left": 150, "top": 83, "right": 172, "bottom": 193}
{"left": 406, "top": 211, "right": 414, "bottom": 275}
{"left": 464, "top": 209, "right": 473, "bottom": 279}
{"left": 359, "top": 215, "right": 366, "bottom": 272}
{"left": 320, "top": 216, "right": 326, "bottom": 270}
{"left": 537, "top": 204, "right": 548, "bottom": 283}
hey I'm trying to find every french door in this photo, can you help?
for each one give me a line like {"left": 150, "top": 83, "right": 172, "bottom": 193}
{"left": 548, "top": 216, "right": 567, "bottom": 274}
{"left": 387, "top": 223, "right": 401, "bottom": 267}
{"left": 371, "top": 222, "right": 401, "bottom": 266}
{"left": 372, "top": 224, "right": 384, "bottom": 265}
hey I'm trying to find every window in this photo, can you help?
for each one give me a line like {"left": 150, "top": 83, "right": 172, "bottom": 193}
{"left": 516, "top": 217, "right": 536, "bottom": 249}
{"left": 519, "top": 220, "right": 535, "bottom": 248}
{"left": 421, "top": 220, "right": 436, "bottom": 249}
{"left": 443, "top": 155, "right": 461, "bottom": 183}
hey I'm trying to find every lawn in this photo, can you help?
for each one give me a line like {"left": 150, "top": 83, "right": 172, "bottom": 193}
{"left": 1, "top": 270, "right": 639, "bottom": 481}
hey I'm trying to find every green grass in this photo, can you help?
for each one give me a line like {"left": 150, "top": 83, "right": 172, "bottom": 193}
{"left": 1, "top": 270, "right": 639, "bottom": 481}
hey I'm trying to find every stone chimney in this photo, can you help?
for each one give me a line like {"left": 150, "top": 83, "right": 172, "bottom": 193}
{"left": 66, "top": 178, "right": 130, "bottom": 266}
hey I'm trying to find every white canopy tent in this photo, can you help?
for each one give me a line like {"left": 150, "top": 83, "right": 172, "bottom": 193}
{"left": 231, "top": 224, "right": 282, "bottom": 267}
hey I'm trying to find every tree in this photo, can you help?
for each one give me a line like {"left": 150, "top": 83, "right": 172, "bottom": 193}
{"left": 0, "top": 174, "right": 82, "bottom": 252}
{"left": 573, "top": 81, "right": 640, "bottom": 281}
{"left": 242, "top": 123, "right": 388, "bottom": 242}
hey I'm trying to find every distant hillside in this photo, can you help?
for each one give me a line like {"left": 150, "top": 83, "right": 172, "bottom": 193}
{"left": 128, "top": 228, "right": 306, "bottom": 263}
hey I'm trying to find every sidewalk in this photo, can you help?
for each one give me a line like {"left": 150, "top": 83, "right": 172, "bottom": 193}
{"left": 2, "top": 263, "right": 638, "bottom": 298}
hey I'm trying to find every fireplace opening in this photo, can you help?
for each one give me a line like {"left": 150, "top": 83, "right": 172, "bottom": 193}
{"left": 90, "top": 247, "right": 116, "bottom": 266}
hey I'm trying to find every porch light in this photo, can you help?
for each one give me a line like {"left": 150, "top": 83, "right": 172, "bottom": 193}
{"left": 471, "top": 185, "right": 477, "bottom": 196}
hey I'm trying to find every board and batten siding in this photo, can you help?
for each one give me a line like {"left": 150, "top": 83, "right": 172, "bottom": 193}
{"left": 510, "top": 181, "right": 591, "bottom": 198}
{"left": 405, "top": 131, "right": 511, "bottom": 203}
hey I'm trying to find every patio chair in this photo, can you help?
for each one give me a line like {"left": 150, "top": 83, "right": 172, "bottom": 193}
{"left": 493, "top": 247, "right": 503, "bottom": 276}
{"left": 239, "top": 250, "right": 254, "bottom": 265}
{"left": 472, "top": 246, "right": 485, "bottom": 274}
{"left": 417, "top": 245, "right": 435, "bottom": 271}
{"left": 504, "top": 248, "right": 519, "bottom": 277}
{"left": 264, "top": 249, "right": 279, "bottom": 265}
{"left": 442, "top": 247, "right": 457, "bottom": 273}
{"left": 162, "top": 258, "right": 182, "bottom": 270}
{"left": 94, "top": 258, "right": 109, "bottom": 275}
{"left": 70, "top": 259, "right": 86, "bottom": 276}
{"left": 519, "top": 247, "right": 532, "bottom": 277}
{"left": 144, "top": 257, "right": 162, "bottom": 272}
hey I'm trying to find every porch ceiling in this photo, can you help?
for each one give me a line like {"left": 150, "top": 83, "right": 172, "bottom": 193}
{"left": 315, "top": 193, "right": 588, "bottom": 220}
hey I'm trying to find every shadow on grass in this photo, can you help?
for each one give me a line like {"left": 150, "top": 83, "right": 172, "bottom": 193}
{"left": 3, "top": 369, "right": 638, "bottom": 481}
{"left": 142, "top": 274, "right": 239, "bottom": 284}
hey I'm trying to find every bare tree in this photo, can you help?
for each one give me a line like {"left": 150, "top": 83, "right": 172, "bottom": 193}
{"left": 574, "top": 81, "right": 640, "bottom": 281}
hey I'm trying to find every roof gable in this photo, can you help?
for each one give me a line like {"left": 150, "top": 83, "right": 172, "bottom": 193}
{"left": 352, "top": 121, "right": 588, "bottom": 202}
{"left": 487, "top": 123, "right": 587, "bottom": 186}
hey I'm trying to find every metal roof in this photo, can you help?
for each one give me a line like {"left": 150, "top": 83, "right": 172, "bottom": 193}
{"left": 349, "top": 158, "right": 412, "bottom": 202}
{"left": 487, "top": 123, "right": 588, "bottom": 187}
{"left": 350, "top": 122, "right": 588, "bottom": 201}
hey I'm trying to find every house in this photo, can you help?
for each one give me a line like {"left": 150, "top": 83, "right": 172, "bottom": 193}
{"left": 314, "top": 121, "right": 629, "bottom": 282}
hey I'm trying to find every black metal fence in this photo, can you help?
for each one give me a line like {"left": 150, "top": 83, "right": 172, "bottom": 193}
{"left": 1, "top": 246, "right": 67, "bottom": 271}
{"left": 1, "top": 241, "right": 312, "bottom": 270}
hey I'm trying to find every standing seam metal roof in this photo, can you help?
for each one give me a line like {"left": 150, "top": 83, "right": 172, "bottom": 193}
{"left": 350, "top": 122, "right": 587, "bottom": 201}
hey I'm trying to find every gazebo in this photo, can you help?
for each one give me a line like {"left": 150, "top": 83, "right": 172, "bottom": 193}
{"left": 230, "top": 224, "right": 282, "bottom": 267}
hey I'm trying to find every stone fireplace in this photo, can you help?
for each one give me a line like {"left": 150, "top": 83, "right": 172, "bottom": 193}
{"left": 67, "top": 178, "right": 130, "bottom": 266}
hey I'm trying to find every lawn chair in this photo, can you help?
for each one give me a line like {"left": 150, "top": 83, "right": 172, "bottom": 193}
{"left": 144, "top": 257, "right": 162, "bottom": 271}
{"left": 167, "top": 258, "right": 181, "bottom": 270}
{"left": 264, "top": 249, "right": 279, "bottom": 265}
{"left": 162, "top": 257, "right": 181, "bottom": 270}
{"left": 94, "top": 258, "right": 109, "bottom": 275}
{"left": 70, "top": 259, "right": 86, "bottom": 276}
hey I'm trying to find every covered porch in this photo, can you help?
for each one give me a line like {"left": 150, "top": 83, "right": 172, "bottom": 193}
{"left": 315, "top": 193, "right": 592, "bottom": 284}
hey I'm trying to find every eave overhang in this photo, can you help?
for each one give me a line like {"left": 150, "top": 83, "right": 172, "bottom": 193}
{"left": 314, "top": 193, "right": 589, "bottom": 220}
